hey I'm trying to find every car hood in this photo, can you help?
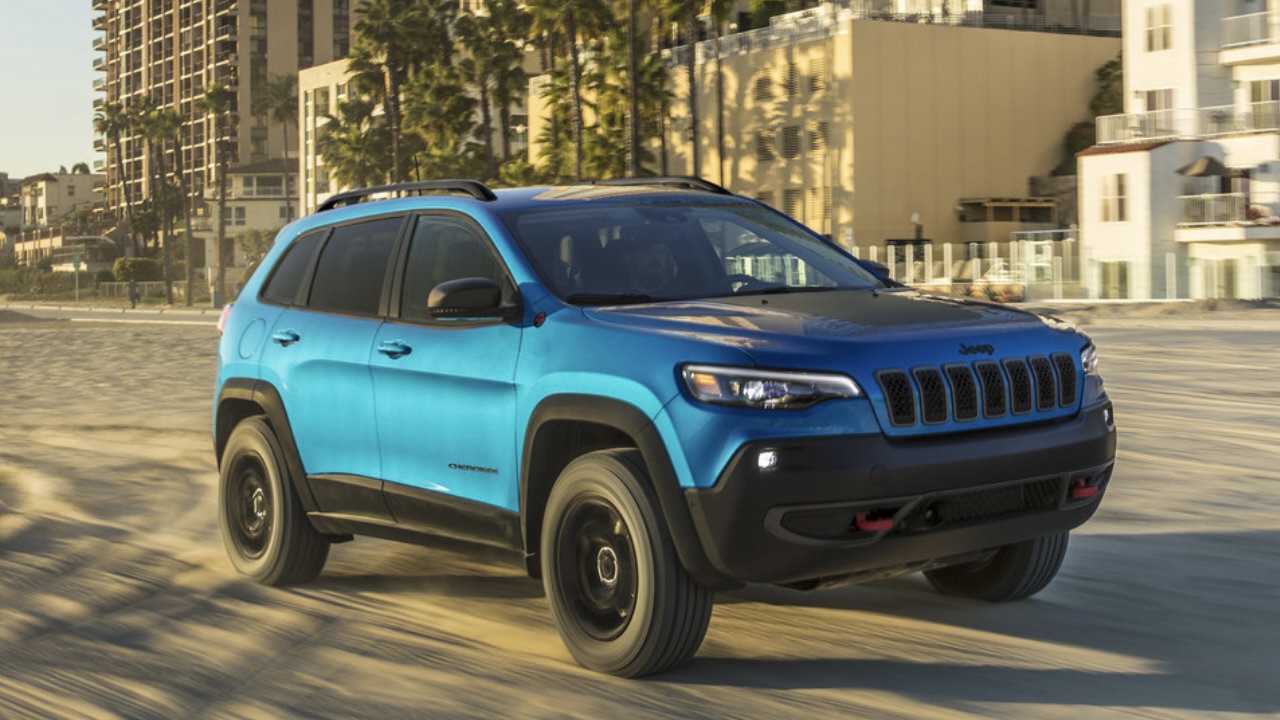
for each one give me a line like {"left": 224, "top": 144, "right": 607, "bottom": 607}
{"left": 582, "top": 289, "right": 1079, "bottom": 368}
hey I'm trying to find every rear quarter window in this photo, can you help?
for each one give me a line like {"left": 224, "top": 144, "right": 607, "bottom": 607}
{"left": 261, "top": 231, "right": 323, "bottom": 305}
{"left": 306, "top": 216, "right": 402, "bottom": 316}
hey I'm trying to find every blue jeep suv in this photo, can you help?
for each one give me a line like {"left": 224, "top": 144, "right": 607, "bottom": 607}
{"left": 213, "top": 177, "right": 1116, "bottom": 677}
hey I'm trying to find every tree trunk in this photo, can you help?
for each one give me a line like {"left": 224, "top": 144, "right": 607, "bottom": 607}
{"left": 214, "top": 126, "right": 229, "bottom": 306}
{"left": 158, "top": 146, "right": 174, "bottom": 305}
{"left": 626, "top": 0, "right": 641, "bottom": 176}
{"left": 685, "top": 1, "right": 701, "bottom": 178}
{"left": 566, "top": 9, "right": 585, "bottom": 181}
{"left": 174, "top": 127, "right": 196, "bottom": 306}
{"left": 480, "top": 82, "right": 495, "bottom": 178}
{"left": 386, "top": 48, "right": 403, "bottom": 184}
{"left": 113, "top": 139, "right": 140, "bottom": 257}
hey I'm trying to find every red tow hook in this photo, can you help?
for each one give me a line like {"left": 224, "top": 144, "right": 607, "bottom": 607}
{"left": 855, "top": 511, "right": 894, "bottom": 532}
{"left": 1070, "top": 477, "right": 1100, "bottom": 499}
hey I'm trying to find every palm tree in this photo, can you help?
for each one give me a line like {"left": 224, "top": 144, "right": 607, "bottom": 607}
{"left": 353, "top": 0, "right": 436, "bottom": 183}
{"left": 455, "top": 1, "right": 530, "bottom": 178}
{"left": 138, "top": 106, "right": 182, "bottom": 304}
{"left": 317, "top": 97, "right": 393, "bottom": 190}
{"left": 253, "top": 73, "right": 298, "bottom": 221}
{"left": 94, "top": 101, "right": 141, "bottom": 256}
{"left": 402, "top": 63, "right": 480, "bottom": 178}
{"left": 198, "top": 82, "right": 238, "bottom": 305}
{"left": 527, "top": 0, "right": 611, "bottom": 180}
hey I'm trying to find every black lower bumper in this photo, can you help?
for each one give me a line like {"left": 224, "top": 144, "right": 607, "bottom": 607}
{"left": 682, "top": 402, "right": 1116, "bottom": 586}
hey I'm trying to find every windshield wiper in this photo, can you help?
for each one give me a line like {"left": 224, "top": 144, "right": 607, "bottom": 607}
{"left": 565, "top": 292, "right": 660, "bottom": 306}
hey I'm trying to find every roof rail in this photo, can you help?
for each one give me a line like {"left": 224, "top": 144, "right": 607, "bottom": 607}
{"left": 584, "top": 176, "right": 734, "bottom": 196}
{"left": 318, "top": 179, "right": 497, "bottom": 212}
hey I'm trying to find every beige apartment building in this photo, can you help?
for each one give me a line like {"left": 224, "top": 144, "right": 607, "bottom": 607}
{"left": 630, "top": 8, "right": 1120, "bottom": 265}
{"left": 93, "top": 0, "right": 357, "bottom": 230}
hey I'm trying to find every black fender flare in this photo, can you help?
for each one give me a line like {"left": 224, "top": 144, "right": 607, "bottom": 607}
{"left": 214, "top": 378, "right": 319, "bottom": 512}
{"left": 521, "top": 394, "right": 741, "bottom": 591}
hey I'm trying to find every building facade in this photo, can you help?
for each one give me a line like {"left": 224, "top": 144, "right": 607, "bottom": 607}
{"left": 1082, "top": 0, "right": 1280, "bottom": 299}
{"left": 92, "top": 0, "right": 356, "bottom": 236}
{"left": 19, "top": 173, "right": 105, "bottom": 230}
{"left": 557, "top": 6, "right": 1119, "bottom": 292}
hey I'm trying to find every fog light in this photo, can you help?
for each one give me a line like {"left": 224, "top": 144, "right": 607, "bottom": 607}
{"left": 757, "top": 450, "right": 778, "bottom": 471}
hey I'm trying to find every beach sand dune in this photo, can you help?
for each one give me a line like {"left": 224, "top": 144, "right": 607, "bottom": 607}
{"left": 0, "top": 309, "right": 1277, "bottom": 719}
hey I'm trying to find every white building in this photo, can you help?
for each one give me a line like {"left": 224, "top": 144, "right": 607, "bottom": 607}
{"left": 1081, "top": 0, "right": 1280, "bottom": 299}
{"left": 19, "top": 173, "right": 104, "bottom": 230}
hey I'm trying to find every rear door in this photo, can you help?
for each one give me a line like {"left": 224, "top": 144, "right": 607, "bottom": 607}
{"left": 369, "top": 212, "right": 523, "bottom": 513}
{"left": 259, "top": 215, "right": 403, "bottom": 488}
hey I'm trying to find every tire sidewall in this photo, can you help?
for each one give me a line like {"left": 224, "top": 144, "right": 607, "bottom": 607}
{"left": 218, "top": 417, "right": 289, "bottom": 583}
{"left": 542, "top": 452, "right": 663, "bottom": 674}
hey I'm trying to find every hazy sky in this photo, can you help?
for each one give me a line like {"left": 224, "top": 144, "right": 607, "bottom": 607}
{"left": 0, "top": 0, "right": 97, "bottom": 178}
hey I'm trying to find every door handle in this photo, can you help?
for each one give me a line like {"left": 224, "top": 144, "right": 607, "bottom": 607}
{"left": 377, "top": 340, "right": 412, "bottom": 359}
{"left": 271, "top": 330, "right": 300, "bottom": 346}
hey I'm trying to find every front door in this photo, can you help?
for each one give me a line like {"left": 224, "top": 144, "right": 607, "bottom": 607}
{"left": 370, "top": 213, "right": 522, "bottom": 513}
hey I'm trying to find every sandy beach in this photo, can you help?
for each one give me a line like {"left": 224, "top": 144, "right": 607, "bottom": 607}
{"left": 0, "top": 302, "right": 1277, "bottom": 719}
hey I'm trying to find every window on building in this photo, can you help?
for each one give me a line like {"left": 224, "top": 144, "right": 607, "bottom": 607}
{"left": 785, "top": 63, "right": 800, "bottom": 98}
{"left": 754, "top": 130, "right": 774, "bottom": 162}
{"left": 1250, "top": 80, "right": 1280, "bottom": 129}
{"left": 1146, "top": 4, "right": 1172, "bottom": 52}
{"left": 1101, "top": 174, "right": 1128, "bottom": 222}
{"left": 784, "top": 189, "right": 803, "bottom": 222}
{"left": 808, "top": 121, "right": 828, "bottom": 152}
{"left": 755, "top": 191, "right": 775, "bottom": 209}
{"left": 224, "top": 206, "right": 247, "bottom": 226}
{"left": 780, "top": 125, "right": 801, "bottom": 159}
{"left": 808, "top": 57, "right": 826, "bottom": 94}
{"left": 753, "top": 74, "right": 772, "bottom": 102}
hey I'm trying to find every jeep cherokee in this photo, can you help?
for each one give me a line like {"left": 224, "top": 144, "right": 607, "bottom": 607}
{"left": 213, "top": 177, "right": 1116, "bottom": 677}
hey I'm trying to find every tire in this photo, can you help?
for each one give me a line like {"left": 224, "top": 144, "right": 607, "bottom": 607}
{"left": 924, "top": 531, "right": 1068, "bottom": 602}
{"left": 218, "top": 416, "right": 329, "bottom": 585}
{"left": 541, "top": 449, "right": 713, "bottom": 677}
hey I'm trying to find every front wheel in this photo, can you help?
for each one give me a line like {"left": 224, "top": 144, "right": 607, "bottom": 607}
{"left": 924, "top": 531, "right": 1068, "bottom": 602}
{"left": 219, "top": 416, "right": 329, "bottom": 585}
{"left": 541, "top": 449, "right": 713, "bottom": 677}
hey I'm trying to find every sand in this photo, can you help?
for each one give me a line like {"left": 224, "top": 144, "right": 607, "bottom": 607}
{"left": 0, "top": 305, "right": 1277, "bottom": 719}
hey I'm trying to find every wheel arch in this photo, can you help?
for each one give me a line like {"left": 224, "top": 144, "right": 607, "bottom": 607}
{"left": 215, "top": 378, "right": 319, "bottom": 512}
{"left": 520, "top": 394, "right": 740, "bottom": 590}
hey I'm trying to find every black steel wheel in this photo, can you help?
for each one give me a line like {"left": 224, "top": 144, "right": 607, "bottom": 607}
{"left": 218, "top": 416, "right": 329, "bottom": 585}
{"left": 924, "top": 531, "right": 1069, "bottom": 602}
{"left": 542, "top": 449, "right": 712, "bottom": 677}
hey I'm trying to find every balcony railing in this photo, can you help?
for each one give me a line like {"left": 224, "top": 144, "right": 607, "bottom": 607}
{"left": 1222, "top": 11, "right": 1280, "bottom": 49}
{"left": 1096, "top": 102, "right": 1280, "bottom": 144}
{"left": 1180, "top": 193, "right": 1246, "bottom": 226}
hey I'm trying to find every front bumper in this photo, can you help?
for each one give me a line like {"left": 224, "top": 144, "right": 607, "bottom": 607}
{"left": 682, "top": 401, "right": 1116, "bottom": 586}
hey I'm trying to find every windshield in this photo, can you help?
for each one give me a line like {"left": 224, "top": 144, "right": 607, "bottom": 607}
{"left": 500, "top": 201, "right": 883, "bottom": 304}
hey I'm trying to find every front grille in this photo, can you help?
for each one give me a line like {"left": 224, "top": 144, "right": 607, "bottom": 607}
{"left": 876, "top": 353, "right": 1079, "bottom": 428}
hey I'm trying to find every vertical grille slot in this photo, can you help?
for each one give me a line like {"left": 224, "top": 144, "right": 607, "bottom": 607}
{"left": 974, "top": 361, "right": 1007, "bottom": 418}
{"left": 1002, "top": 358, "right": 1034, "bottom": 414}
{"left": 876, "top": 370, "right": 916, "bottom": 426}
{"left": 1052, "top": 352, "right": 1077, "bottom": 407}
{"left": 1029, "top": 356, "right": 1057, "bottom": 411}
{"left": 912, "top": 367, "right": 948, "bottom": 424}
{"left": 944, "top": 365, "right": 979, "bottom": 421}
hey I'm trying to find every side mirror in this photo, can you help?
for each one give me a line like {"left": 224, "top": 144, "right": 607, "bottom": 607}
{"left": 427, "top": 277, "right": 507, "bottom": 319}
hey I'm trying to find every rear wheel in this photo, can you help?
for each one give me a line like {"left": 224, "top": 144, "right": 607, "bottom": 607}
{"left": 219, "top": 416, "right": 329, "bottom": 585}
{"left": 541, "top": 449, "right": 713, "bottom": 677}
{"left": 924, "top": 531, "right": 1068, "bottom": 602}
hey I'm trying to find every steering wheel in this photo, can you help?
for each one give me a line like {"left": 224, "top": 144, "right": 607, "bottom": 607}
{"left": 726, "top": 274, "right": 782, "bottom": 293}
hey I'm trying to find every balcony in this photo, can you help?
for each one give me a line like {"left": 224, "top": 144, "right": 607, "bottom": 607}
{"left": 1222, "top": 11, "right": 1280, "bottom": 64}
{"left": 93, "top": 14, "right": 107, "bottom": 31}
{"left": 93, "top": 55, "right": 107, "bottom": 71}
{"left": 93, "top": 34, "right": 107, "bottom": 51}
{"left": 1177, "top": 193, "right": 1280, "bottom": 243}
{"left": 1180, "top": 193, "right": 1247, "bottom": 226}
{"left": 1096, "top": 103, "right": 1280, "bottom": 145}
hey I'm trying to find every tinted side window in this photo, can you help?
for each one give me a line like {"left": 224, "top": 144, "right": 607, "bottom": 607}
{"left": 307, "top": 217, "right": 401, "bottom": 316}
{"left": 261, "top": 231, "right": 322, "bottom": 305}
{"left": 400, "top": 216, "right": 506, "bottom": 322}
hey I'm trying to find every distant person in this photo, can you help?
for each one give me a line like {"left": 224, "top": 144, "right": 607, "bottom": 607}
{"left": 128, "top": 278, "right": 138, "bottom": 309}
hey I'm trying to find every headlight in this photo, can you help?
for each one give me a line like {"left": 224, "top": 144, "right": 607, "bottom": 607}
{"left": 681, "top": 364, "right": 862, "bottom": 410}
{"left": 1081, "top": 344, "right": 1099, "bottom": 375}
